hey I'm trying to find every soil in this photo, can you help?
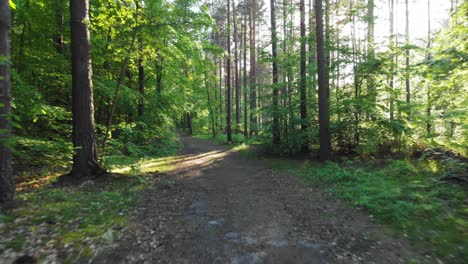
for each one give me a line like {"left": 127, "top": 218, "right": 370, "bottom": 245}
{"left": 94, "top": 136, "right": 423, "bottom": 263}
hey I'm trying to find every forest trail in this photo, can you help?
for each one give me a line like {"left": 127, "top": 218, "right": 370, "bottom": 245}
{"left": 95, "top": 136, "right": 422, "bottom": 263}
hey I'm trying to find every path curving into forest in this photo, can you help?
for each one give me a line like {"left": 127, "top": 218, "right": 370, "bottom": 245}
{"left": 95, "top": 136, "right": 422, "bottom": 263}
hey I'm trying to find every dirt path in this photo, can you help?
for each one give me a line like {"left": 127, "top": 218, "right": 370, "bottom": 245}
{"left": 95, "top": 136, "right": 422, "bottom": 263}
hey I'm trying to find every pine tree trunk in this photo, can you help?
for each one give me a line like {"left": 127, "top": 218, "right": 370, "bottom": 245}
{"left": 271, "top": 0, "right": 280, "bottom": 145}
{"left": 405, "top": 0, "right": 410, "bottom": 111}
{"left": 226, "top": 0, "right": 233, "bottom": 142}
{"left": 300, "top": 0, "right": 308, "bottom": 136}
{"left": 315, "top": 0, "right": 331, "bottom": 161}
{"left": 0, "top": 0, "right": 14, "bottom": 203}
{"left": 243, "top": 13, "right": 248, "bottom": 138}
{"left": 233, "top": 0, "right": 241, "bottom": 131}
{"left": 70, "top": 0, "right": 103, "bottom": 178}
{"left": 389, "top": 0, "right": 395, "bottom": 120}
{"left": 249, "top": 0, "right": 257, "bottom": 136}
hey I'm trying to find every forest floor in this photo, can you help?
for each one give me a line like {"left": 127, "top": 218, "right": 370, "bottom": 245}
{"left": 94, "top": 136, "right": 424, "bottom": 264}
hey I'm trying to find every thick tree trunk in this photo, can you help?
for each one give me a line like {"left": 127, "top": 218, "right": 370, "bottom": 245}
{"left": 271, "top": 0, "right": 280, "bottom": 145}
{"left": 315, "top": 0, "right": 331, "bottom": 161}
{"left": 226, "top": 0, "right": 233, "bottom": 142}
{"left": 0, "top": 0, "right": 14, "bottom": 203}
{"left": 70, "top": 0, "right": 103, "bottom": 178}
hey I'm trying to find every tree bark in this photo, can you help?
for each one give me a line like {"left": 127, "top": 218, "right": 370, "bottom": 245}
{"left": 389, "top": 0, "right": 395, "bottom": 120}
{"left": 271, "top": 0, "right": 280, "bottom": 145}
{"left": 249, "top": 0, "right": 257, "bottom": 136}
{"left": 315, "top": 0, "right": 331, "bottom": 161}
{"left": 226, "top": 0, "right": 233, "bottom": 142}
{"left": 233, "top": 0, "right": 241, "bottom": 130}
{"left": 0, "top": 0, "right": 14, "bottom": 203}
{"left": 70, "top": 0, "right": 103, "bottom": 178}
{"left": 405, "top": 0, "right": 410, "bottom": 111}
{"left": 300, "top": 0, "right": 308, "bottom": 147}
{"left": 243, "top": 13, "right": 248, "bottom": 138}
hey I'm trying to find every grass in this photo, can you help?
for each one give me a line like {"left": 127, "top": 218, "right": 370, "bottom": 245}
{"left": 1, "top": 136, "right": 181, "bottom": 262}
{"left": 266, "top": 158, "right": 468, "bottom": 262}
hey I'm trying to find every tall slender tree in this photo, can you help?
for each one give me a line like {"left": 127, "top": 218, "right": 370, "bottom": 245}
{"left": 271, "top": 0, "right": 280, "bottom": 144}
{"left": 300, "top": 0, "right": 308, "bottom": 135}
{"left": 70, "top": 0, "right": 103, "bottom": 178}
{"left": 426, "top": 0, "right": 432, "bottom": 135}
{"left": 233, "top": 0, "right": 241, "bottom": 130}
{"left": 405, "top": 0, "right": 410, "bottom": 111}
{"left": 0, "top": 0, "right": 14, "bottom": 203}
{"left": 388, "top": 0, "right": 395, "bottom": 120}
{"left": 243, "top": 11, "right": 248, "bottom": 137}
{"left": 249, "top": 0, "right": 257, "bottom": 136}
{"left": 226, "top": 0, "right": 233, "bottom": 142}
{"left": 315, "top": 0, "right": 331, "bottom": 161}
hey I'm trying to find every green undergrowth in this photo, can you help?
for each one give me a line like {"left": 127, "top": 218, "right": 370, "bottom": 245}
{"left": 1, "top": 135, "right": 181, "bottom": 262}
{"left": 266, "top": 158, "right": 467, "bottom": 262}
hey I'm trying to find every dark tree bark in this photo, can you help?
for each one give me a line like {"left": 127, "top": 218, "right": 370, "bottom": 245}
{"left": 0, "top": 0, "right": 14, "bottom": 203}
{"left": 233, "top": 0, "right": 241, "bottom": 130}
{"left": 270, "top": 0, "right": 280, "bottom": 145}
{"left": 249, "top": 0, "right": 257, "bottom": 136}
{"left": 300, "top": 0, "right": 308, "bottom": 145}
{"left": 226, "top": 0, "right": 233, "bottom": 142}
{"left": 70, "top": 0, "right": 103, "bottom": 178}
{"left": 218, "top": 56, "right": 223, "bottom": 130}
{"left": 315, "top": 0, "right": 331, "bottom": 161}
{"left": 156, "top": 56, "right": 163, "bottom": 94}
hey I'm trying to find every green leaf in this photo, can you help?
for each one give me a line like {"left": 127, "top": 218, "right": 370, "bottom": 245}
{"left": 9, "top": 0, "right": 16, "bottom": 9}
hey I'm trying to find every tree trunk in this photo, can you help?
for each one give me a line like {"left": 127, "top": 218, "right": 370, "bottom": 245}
{"left": 271, "top": 0, "right": 280, "bottom": 145}
{"left": 70, "top": 0, "right": 103, "bottom": 178}
{"left": 389, "top": 0, "right": 395, "bottom": 120}
{"left": 315, "top": 0, "right": 331, "bottom": 161}
{"left": 243, "top": 13, "right": 248, "bottom": 138}
{"left": 233, "top": 0, "right": 240, "bottom": 131}
{"left": 249, "top": 0, "right": 257, "bottom": 136}
{"left": 0, "top": 0, "right": 14, "bottom": 203}
{"left": 300, "top": 0, "right": 308, "bottom": 149}
{"left": 426, "top": 0, "right": 432, "bottom": 135}
{"left": 226, "top": 0, "right": 233, "bottom": 142}
{"left": 405, "top": 0, "right": 410, "bottom": 111}
{"left": 367, "top": 0, "right": 375, "bottom": 119}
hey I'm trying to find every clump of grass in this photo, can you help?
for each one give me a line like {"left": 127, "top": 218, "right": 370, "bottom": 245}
{"left": 268, "top": 158, "right": 468, "bottom": 262}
